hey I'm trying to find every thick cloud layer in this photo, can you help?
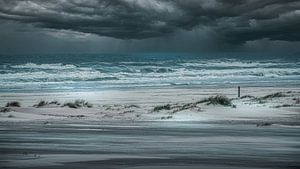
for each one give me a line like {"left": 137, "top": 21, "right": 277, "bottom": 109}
{"left": 0, "top": 0, "right": 299, "bottom": 43}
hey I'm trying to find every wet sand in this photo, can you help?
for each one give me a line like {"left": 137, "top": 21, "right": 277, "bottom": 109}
{"left": 1, "top": 121, "right": 300, "bottom": 169}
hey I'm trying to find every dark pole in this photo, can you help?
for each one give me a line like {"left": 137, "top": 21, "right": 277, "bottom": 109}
{"left": 238, "top": 86, "right": 240, "bottom": 98}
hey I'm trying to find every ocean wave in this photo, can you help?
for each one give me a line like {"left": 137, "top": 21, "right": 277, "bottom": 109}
{"left": 10, "top": 63, "right": 77, "bottom": 70}
{"left": 0, "top": 58, "right": 299, "bottom": 92}
{"left": 85, "top": 77, "right": 119, "bottom": 81}
{"left": 140, "top": 67, "right": 174, "bottom": 73}
{"left": 0, "top": 70, "right": 119, "bottom": 82}
{"left": 1, "top": 66, "right": 299, "bottom": 82}
{"left": 181, "top": 60, "right": 298, "bottom": 69}
{"left": 0, "top": 69, "right": 15, "bottom": 74}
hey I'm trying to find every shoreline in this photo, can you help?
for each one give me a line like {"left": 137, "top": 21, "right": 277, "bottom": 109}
{"left": 1, "top": 83, "right": 300, "bottom": 93}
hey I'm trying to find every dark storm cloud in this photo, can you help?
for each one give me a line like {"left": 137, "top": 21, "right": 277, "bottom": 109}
{"left": 0, "top": 0, "right": 299, "bottom": 43}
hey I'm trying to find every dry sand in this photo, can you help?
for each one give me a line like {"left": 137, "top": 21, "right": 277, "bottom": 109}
{"left": 0, "top": 87, "right": 299, "bottom": 124}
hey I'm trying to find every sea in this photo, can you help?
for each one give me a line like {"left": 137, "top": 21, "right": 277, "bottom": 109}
{"left": 0, "top": 53, "right": 299, "bottom": 93}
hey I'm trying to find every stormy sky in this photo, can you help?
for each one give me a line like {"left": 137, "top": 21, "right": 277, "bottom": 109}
{"left": 0, "top": 0, "right": 300, "bottom": 54}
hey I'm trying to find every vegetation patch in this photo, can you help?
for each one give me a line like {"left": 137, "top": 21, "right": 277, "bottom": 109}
{"left": 123, "top": 110, "right": 134, "bottom": 114}
{"left": 0, "top": 107, "right": 11, "bottom": 113}
{"left": 153, "top": 104, "right": 171, "bottom": 112}
{"left": 241, "top": 92, "right": 289, "bottom": 104}
{"left": 206, "top": 95, "right": 232, "bottom": 106}
{"left": 34, "top": 100, "right": 61, "bottom": 107}
{"left": 274, "top": 104, "right": 293, "bottom": 108}
{"left": 260, "top": 92, "right": 286, "bottom": 99}
{"left": 67, "top": 115, "right": 85, "bottom": 118}
{"left": 34, "top": 100, "right": 48, "bottom": 107}
{"left": 49, "top": 101, "right": 60, "bottom": 105}
{"left": 124, "top": 104, "right": 140, "bottom": 108}
{"left": 5, "top": 101, "right": 21, "bottom": 107}
{"left": 62, "top": 99, "right": 92, "bottom": 109}
{"left": 172, "top": 103, "right": 201, "bottom": 113}
{"left": 240, "top": 95, "right": 256, "bottom": 99}
{"left": 153, "top": 95, "right": 234, "bottom": 113}
{"left": 256, "top": 122, "right": 272, "bottom": 127}
{"left": 161, "top": 116, "right": 173, "bottom": 120}
{"left": 8, "top": 114, "right": 15, "bottom": 118}
{"left": 239, "top": 92, "right": 289, "bottom": 104}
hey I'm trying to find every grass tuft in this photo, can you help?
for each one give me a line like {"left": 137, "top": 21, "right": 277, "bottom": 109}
{"left": 153, "top": 104, "right": 171, "bottom": 112}
{"left": 206, "top": 95, "right": 232, "bottom": 106}
{"left": 49, "top": 101, "right": 60, "bottom": 105}
{"left": 240, "top": 95, "right": 256, "bottom": 99}
{"left": 8, "top": 114, "right": 15, "bottom": 118}
{"left": 153, "top": 95, "right": 233, "bottom": 112}
{"left": 161, "top": 116, "right": 173, "bottom": 120}
{"left": 63, "top": 99, "right": 92, "bottom": 109}
{"left": 274, "top": 104, "right": 293, "bottom": 108}
{"left": 34, "top": 100, "right": 61, "bottom": 107}
{"left": 256, "top": 122, "right": 272, "bottom": 127}
{"left": 63, "top": 102, "right": 78, "bottom": 109}
{"left": 5, "top": 101, "right": 21, "bottom": 107}
{"left": 34, "top": 100, "right": 48, "bottom": 107}
{"left": 260, "top": 92, "right": 286, "bottom": 99}
{"left": 125, "top": 104, "right": 140, "bottom": 108}
{"left": 0, "top": 107, "right": 11, "bottom": 112}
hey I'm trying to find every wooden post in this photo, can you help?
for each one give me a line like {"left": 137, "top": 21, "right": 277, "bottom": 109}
{"left": 238, "top": 86, "right": 240, "bottom": 98}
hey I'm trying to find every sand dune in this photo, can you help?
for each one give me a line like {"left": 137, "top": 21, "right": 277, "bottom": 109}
{"left": 1, "top": 87, "right": 299, "bottom": 125}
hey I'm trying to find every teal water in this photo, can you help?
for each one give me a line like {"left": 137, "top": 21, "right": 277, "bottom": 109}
{"left": 0, "top": 53, "right": 299, "bottom": 92}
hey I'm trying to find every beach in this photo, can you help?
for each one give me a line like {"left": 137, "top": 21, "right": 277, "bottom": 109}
{"left": 1, "top": 86, "right": 300, "bottom": 169}
{"left": 1, "top": 120, "right": 300, "bottom": 169}
{"left": 0, "top": 54, "right": 299, "bottom": 168}
{"left": 1, "top": 0, "right": 300, "bottom": 168}
{"left": 1, "top": 86, "right": 299, "bottom": 123}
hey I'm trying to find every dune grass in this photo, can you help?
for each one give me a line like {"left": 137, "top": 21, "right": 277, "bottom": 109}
{"left": 205, "top": 95, "right": 232, "bottom": 106}
{"left": 153, "top": 104, "right": 171, "bottom": 112}
{"left": 34, "top": 100, "right": 48, "bottom": 107}
{"left": 63, "top": 99, "right": 92, "bottom": 109}
{"left": 49, "top": 101, "right": 60, "bottom": 105}
{"left": 124, "top": 104, "right": 140, "bottom": 108}
{"left": 5, "top": 101, "right": 21, "bottom": 107}
{"left": 0, "top": 107, "right": 11, "bottom": 112}
{"left": 274, "top": 104, "right": 293, "bottom": 108}
{"left": 260, "top": 92, "right": 286, "bottom": 99}
{"left": 8, "top": 114, "right": 15, "bottom": 118}
{"left": 153, "top": 95, "right": 233, "bottom": 112}
{"left": 33, "top": 100, "right": 61, "bottom": 107}
{"left": 239, "top": 92, "right": 289, "bottom": 104}
{"left": 240, "top": 95, "right": 256, "bottom": 99}
{"left": 161, "top": 115, "right": 173, "bottom": 120}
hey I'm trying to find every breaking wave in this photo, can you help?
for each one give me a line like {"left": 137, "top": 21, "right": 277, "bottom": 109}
{"left": 11, "top": 63, "right": 77, "bottom": 70}
{"left": 0, "top": 56, "right": 299, "bottom": 92}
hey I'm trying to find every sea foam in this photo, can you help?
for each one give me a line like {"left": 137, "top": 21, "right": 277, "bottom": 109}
{"left": 0, "top": 57, "right": 299, "bottom": 92}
